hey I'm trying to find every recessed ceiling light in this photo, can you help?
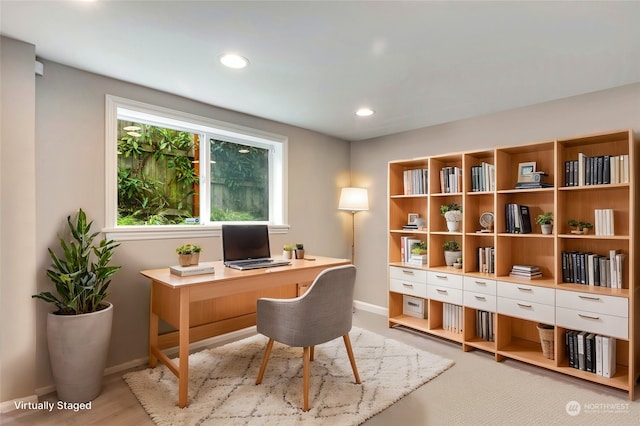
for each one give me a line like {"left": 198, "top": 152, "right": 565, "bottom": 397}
{"left": 355, "top": 108, "right": 375, "bottom": 117}
{"left": 220, "top": 54, "right": 249, "bottom": 69}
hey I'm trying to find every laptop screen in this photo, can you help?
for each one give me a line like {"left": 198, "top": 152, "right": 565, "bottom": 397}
{"left": 222, "top": 224, "right": 271, "bottom": 262}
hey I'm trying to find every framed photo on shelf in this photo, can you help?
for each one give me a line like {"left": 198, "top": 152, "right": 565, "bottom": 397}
{"left": 517, "top": 162, "right": 536, "bottom": 183}
{"left": 407, "top": 213, "right": 419, "bottom": 225}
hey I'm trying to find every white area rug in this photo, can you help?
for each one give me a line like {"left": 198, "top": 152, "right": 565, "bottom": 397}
{"left": 124, "top": 327, "right": 454, "bottom": 425}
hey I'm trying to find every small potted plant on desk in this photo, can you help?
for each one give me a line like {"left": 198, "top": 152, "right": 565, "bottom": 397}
{"left": 283, "top": 244, "right": 294, "bottom": 259}
{"left": 295, "top": 243, "right": 305, "bottom": 259}
{"left": 176, "top": 244, "right": 195, "bottom": 266}
{"left": 535, "top": 212, "right": 554, "bottom": 235}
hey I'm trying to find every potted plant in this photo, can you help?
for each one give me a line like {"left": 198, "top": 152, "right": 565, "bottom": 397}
{"left": 176, "top": 244, "right": 194, "bottom": 266}
{"left": 295, "top": 243, "right": 305, "bottom": 259}
{"left": 442, "top": 240, "right": 462, "bottom": 266}
{"left": 568, "top": 219, "right": 593, "bottom": 234}
{"left": 32, "top": 209, "right": 121, "bottom": 402}
{"left": 283, "top": 244, "right": 294, "bottom": 259}
{"left": 409, "top": 241, "right": 427, "bottom": 265}
{"left": 190, "top": 244, "right": 202, "bottom": 265}
{"left": 440, "top": 203, "right": 462, "bottom": 232}
{"left": 453, "top": 256, "right": 463, "bottom": 269}
{"left": 535, "top": 212, "right": 554, "bottom": 235}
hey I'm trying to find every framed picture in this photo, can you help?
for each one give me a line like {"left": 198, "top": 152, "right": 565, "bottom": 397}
{"left": 407, "top": 213, "right": 419, "bottom": 225}
{"left": 517, "top": 162, "right": 536, "bottom": 183}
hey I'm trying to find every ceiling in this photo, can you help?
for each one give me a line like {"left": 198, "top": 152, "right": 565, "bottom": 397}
{"left": 2, "top": 1, "right": 639, "bottom": 141}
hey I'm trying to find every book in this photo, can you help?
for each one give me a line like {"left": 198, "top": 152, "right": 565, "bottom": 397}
{"left": 577, "top": 331, "right": 586, "bottom": 371}
{"left": 595, "top": 334, "right": 603, "bottom": 375}
{"left": 170, "top": 264, "right": 216, "bottom": 276}
{"left": 602, "top": 336, "right": 617, "bottom": 378}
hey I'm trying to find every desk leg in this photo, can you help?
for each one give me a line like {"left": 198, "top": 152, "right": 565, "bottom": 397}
{"left": 178, "top": 287, "right": 190, "bottom": 408}
{"left": 149, "top": 283, "right": 158, "bottom": 368}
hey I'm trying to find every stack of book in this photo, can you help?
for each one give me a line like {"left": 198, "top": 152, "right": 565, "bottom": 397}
{"left": 470, "top": 162, "right": 495, "bottom": 192}
{"left": 561, "top": 249, "right": 624, "bottom": 288}
{"left": 443, "top": 303, "right": 463, "bottom": 334}
{"left": 594, "top": 208, "right": 615, "bottom": 236}
{"left": 439, "top": 166, "right": 462, "bottom": 193}
{"left": 565, "top": 153, "right": 630, "bottom": 186}
{"left": 566, "top": 330, "right": 617, "bottom": 378}
{"left": 400, "top": 236, "right": 422, "bottom": 263}
{"left": 509, "top": 265, "right": 542, "bottom": 279}
{"left": 477, "top": 247, "right": 495, "bottom": 274}
{"left": 476, "top": 310, "right": 494, "bottom": 342}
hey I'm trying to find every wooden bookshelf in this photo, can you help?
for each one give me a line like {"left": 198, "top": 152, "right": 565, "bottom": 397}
{"left": 387, "top": 129, "right": 638, "bottom": 399}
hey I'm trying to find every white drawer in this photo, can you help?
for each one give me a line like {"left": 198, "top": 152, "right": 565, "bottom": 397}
{"left": 428, "top": 285, "right": 463, "bottom": 305}
{"left": 556, "top": 307, "right": 628, "bottom": 340}
{"left": 556, "top": 290, "right": 628, "bottom": 318}
{"left": 463, "top": 276, "right": 497, "bottom": 296}
{"left": 390, "top": 279, "right": 427, "bottom": 298}
{"left": 464, "top": 291, "right": 497, "bottom": 312}
{"left": 427, "top": 271, "right": 463, "bottom": 290}
{"left": 390, "top": 266, "right": 427, "bottom": 284}
{"left": 497, "top": 297, "right": 555, "bottom": 323}
{"left": 497, "top": 281, "right": 555, "bottom": 305}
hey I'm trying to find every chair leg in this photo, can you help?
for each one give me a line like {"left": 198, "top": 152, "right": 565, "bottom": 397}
{"left": 310, "top": 345, "right": 315, "bottom": 361}
{"left": 303, "top": 347, "right": 311, "bottom": 411}
{"left": 343, "top": 334, "right": 361, "bottom": 384}
{"left": 256, "top": 338, "right": 274, "bottom": 385}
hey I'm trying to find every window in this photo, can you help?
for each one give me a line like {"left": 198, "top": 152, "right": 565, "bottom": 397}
{"left": 105, "top": 96, "right": 287, "bottom": 240}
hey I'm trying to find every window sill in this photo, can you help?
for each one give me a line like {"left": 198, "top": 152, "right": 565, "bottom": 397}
{"left": 103, "top": 224, "right": 290, "bottom": 241}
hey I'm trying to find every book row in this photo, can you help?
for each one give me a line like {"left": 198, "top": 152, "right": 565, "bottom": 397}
{"left": 561, "top": 250, "right": 625, "bottom": 288}
{"left": 477, "top": 247, "right": 495, "bottom": 274}
{"left": 593, "top": 208, "right": 615, "bottom": 236}
{"left": 469, "top": 162, "right": 495, "bottom": 192}
{"left": 504, "top": 203, "right": 532, "bottom": 234}
{"left": 439, "top": 166, "right": 462, "bottom": 193}
{"left": 399, "top": 236, "right": 424, "bottom": 264}
{"left": 475, "top": 310, "right": 494, "bottom": 342}
{"left": 564, "top": 154, "right": 629, "bottom": 187}
{"left": 443, "top": 303, "right": 463, "bottom": 334}
{"left": 566, "top": 330, "right": 617, "bottom": 378}
{"left": 403, "top": 168, "right": 428, "bottom": 195}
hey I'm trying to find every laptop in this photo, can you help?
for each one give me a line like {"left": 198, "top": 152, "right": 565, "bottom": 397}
{"left": 222, "top": 224, "right": 291, "bottom": 270}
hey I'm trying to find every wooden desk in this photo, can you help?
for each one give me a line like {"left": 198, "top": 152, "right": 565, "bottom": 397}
{"left": 140, "top": 256, "right": 349, "bottom": 407}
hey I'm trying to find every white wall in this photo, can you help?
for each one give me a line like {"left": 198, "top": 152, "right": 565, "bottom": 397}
{"left": 0, "top": 37, "right": 37, "bottom": 403}
{"left": 0, "top": 39, "right": 351, "bottom": 400}
{"left": 350, "top": 83, "right": 640, "bottom": 307}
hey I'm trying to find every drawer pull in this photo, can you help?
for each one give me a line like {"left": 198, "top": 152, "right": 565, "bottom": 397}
{"left": 578, "top": 295, "right": 601, "bottom": 301}
{"left": 435, "top": 275, "right": 448, "bottom": 280}
{"left": 578, "top": 313, "right": 600, "bottom": 320}
{"left": 436, "top": 289, "right": 448, "bottom": 294}
{"left": 474, "top": 281, "right": 487, "bottom": 285}
{"left": 401, "top": 270, "right": 415, "bottom": 275}
{"left": 517, "top": 287, "right": 533, "bottom": 292}
{"left": 517, "top": 303, "right": 532, "bottom": 309}
{"left": 402, "top": 283, "right": 414, "bottom": 288}
{"left": 474, "top": 295, "right": 486, "bottom": 301}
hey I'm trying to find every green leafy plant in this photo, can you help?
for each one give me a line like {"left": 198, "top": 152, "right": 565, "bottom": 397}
{"left": 32, "top": 209, "right": 121, "bottom": 315}
{"left": 283, "top": 244, "right": 294, "bottom": 252}
{"left": 440, "top": 203, "right": 462, "bottom": 216}
{"left": 411, "top": 241, "right": 427, "bottom": 255}
{"left": 442, "top": 240, "right": 460, "bottom": 251}
{"left": 295, "top": 243, "right": 304, "bottom": 250}
{"left": 176, "top": 244, "right": 195, "bottom": 255}
{"left": 568, "top": 219, "right": 593, "bottom": 231}
{"left": 535, "top": 212, "right": 554, "bottom": 225}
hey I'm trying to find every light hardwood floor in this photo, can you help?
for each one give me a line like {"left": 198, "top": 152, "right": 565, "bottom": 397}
{"left": 3, "top": 310, "right": 639, "bottom": 425}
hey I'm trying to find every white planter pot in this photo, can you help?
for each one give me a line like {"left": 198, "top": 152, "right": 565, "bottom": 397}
{"left": 444, "top": 250, "right": 462, "bottom": 266}
{"left": 541, "top": 224, "right": 553, "bottom": 235}
{"left": 446, "top": 221, "right": 460, "bottom": 232}
{"left": 47, "top": 302, "right": 113, "bottom": 402}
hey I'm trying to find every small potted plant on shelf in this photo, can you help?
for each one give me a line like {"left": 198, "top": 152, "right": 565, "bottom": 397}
{"left": 453, "top": 256, "right": 462, "bottom": 269}
{"left": 535, "top": 212, "right": 554, "bottom": 235}
{"left": 568, "top": 219, "right": 593, "bottom": 234}
{"left": 442, "top": 240, "right": 461, "bottom": 266}
{"left": 440, "top": 203, "right": 462, "bottom": 232}
{"left": 283, "top": 244, "right": 294, "bottom": 259}
{"left": 409, "top": 241, "right": 427, "bottom": 265}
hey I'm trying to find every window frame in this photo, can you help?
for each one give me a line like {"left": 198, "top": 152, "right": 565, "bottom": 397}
{"left": 104, "top": 95, "right": 289, "bottom": 241}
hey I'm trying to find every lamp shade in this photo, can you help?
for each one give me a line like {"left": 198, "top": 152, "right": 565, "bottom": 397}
{"left": 338, "top": 187, "right": 369, "bottom": 212}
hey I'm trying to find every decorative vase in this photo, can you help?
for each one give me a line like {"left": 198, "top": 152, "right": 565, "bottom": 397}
{"left": 47, "top": 303, "right": 113, "bottom": 402}
{"left": 537, "top": 323, "right": 555, "bottom": 360}
{"left": 444, "top": 250, "right": 462, "bottom": 266}
{"left": 178, "top": 254, "right": 191, "bottom": 266}
{"left": 446, "top": 220, "right": 460, "bottom": 232}
{"left": 541, "top": 224, "right": 553, "bottom": 235}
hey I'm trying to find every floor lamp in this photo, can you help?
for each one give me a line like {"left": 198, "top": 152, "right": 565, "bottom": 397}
{"left": 338, "top": 187, "right": 369, "bottom": 264}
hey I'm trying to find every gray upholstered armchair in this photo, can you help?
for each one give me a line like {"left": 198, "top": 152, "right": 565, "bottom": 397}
{"left": 255, "top": 264, "right": 361, "bottom": 411}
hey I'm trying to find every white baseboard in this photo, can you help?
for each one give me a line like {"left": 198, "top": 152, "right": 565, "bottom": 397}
{"left": 0, "top": 394, "right": 39, "bottom": 414}
{"left": 353, "top": 299, "right": 388, "bottom": 317}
